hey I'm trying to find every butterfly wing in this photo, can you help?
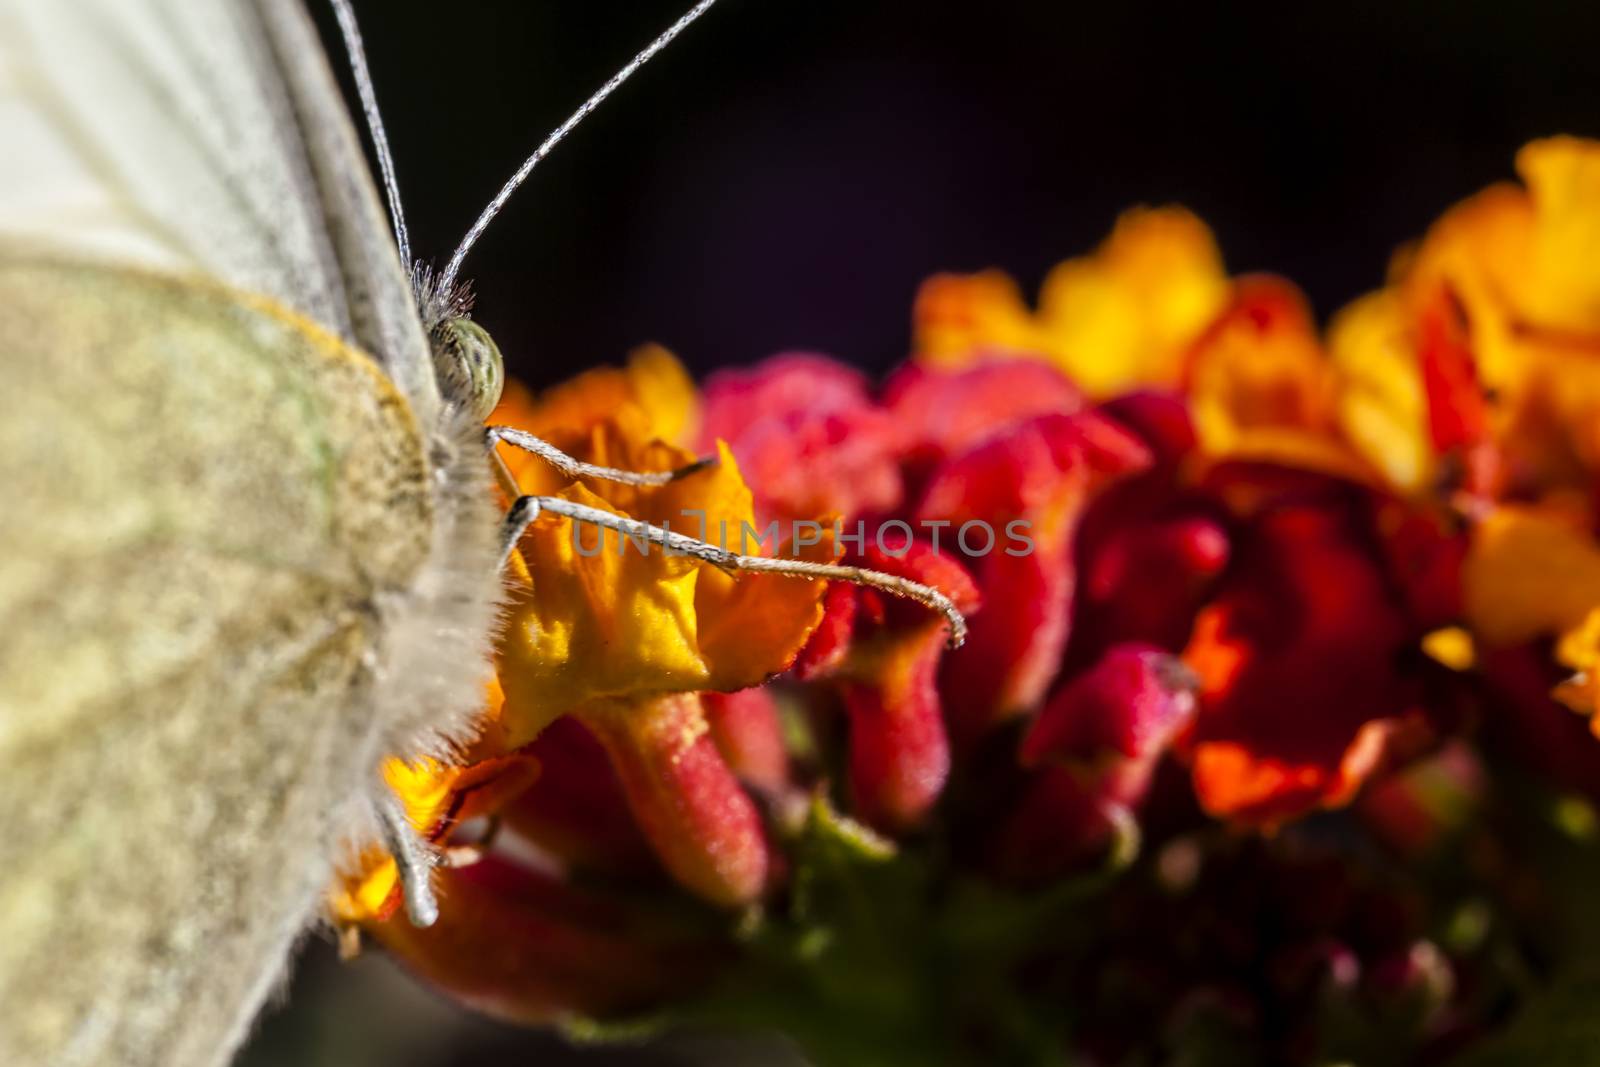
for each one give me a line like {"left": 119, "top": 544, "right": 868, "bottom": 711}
{"left": 0, "top": 255, "right": 445, "bottom": 1066}
{"left": 0, "top": 3, "right": 495, "bottom": 1065}
{"left": 0, "top": 0, "right": 440, "bottom": 423}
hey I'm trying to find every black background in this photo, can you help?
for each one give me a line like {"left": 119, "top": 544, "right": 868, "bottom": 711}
{"left": 309, "top": 0, "right": 1600, "bottom": 391}
{"left": 249, "top": 2, "right": 1600, "bottom": 1064}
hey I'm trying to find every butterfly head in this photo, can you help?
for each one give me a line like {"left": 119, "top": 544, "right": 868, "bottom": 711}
{"left": 431, "top": 317, "right": 505, "bottom": 422}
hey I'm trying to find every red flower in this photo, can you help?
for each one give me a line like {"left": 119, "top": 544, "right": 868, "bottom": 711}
{"left": 698, "top": 352, "right": 903, "bottom": 521}
{"left": 917, "top": 409, "right": 1152, "bottom": 740}
{"left": 801, "top": 529, "right": 982, "bottom": 831}
{"left": 996, "top": 643, "right": 1198, "bottom": 879}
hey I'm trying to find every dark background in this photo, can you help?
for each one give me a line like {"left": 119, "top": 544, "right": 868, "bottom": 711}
{"left": 247, "top": 1, "right": 1600, "bottom": 1063}
{"left": 309, "top": 0, "right": 1600, "bottom": 390}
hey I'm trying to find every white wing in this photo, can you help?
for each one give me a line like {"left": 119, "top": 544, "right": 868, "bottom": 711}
{"left": 0, "top": 0, "right": 439, "bottom": 422}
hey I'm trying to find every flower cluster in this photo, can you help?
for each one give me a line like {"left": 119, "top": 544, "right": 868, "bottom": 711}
{"left": 339, "top": 137, "right": 1600, "bottom": 1064}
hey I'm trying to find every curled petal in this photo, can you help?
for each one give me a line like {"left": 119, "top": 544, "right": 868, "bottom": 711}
{"left": 1329, "top": 289, "right": 1432, "bottom": 492}
{"left": 795, "top": 582, "right": 858, "bottom": 680}
{"left": 843, "top": 622, "right": 952, "bottom": 833}
{"left": 920, "top": 414, "right": 1147, "bottom": 737}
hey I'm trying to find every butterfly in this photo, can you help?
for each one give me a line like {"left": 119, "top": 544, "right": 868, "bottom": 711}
{"left": 0, "top": 3, "right": 962, "bottom": 1065}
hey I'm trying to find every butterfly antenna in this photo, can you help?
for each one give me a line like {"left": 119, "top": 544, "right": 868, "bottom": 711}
{"left": 438, "top": 0, "right": 720, "bottom": 295}
{"left": 329, "top": 0, "right": 414, "bottom": 271}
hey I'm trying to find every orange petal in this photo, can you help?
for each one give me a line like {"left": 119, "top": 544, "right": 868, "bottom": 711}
{"left": 912, "top": 270, "right": 1047, "bottom": 366}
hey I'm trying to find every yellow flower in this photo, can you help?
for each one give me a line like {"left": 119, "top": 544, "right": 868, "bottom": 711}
{"left": 1328, "top": 289, "right": 1431, "bottom": 492}
{"left": 1462, "top": 504, "right": 1600, "bottom": 648}
{"left": 913, "top": 206, "right": 1230, "bottom": 395}
{"left": 1350, "top": 135, "right": 1600, "bottom": 486}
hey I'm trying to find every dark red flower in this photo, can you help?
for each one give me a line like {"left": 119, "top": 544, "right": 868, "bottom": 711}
{"left": 1182, "top": 502, "right": 1434, "bottom": 826}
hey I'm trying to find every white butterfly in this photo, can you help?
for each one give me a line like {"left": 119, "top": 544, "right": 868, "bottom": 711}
{"left": 0, "top": 3, "right": 960, "bottom": 1065}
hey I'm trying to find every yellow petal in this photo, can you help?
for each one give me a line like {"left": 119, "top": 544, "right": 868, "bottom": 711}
{"left": 1421, "top": 627, "right": 1477, "bottom": 672}
{"left": 1329, "top": 289, "right": 1432, "bottom": 491}
{"left": 1039, "top": 206, "right": 1230, "bottom": 394}
{"left": 910, "top": 207, "right": 1230, "bottom": 396}
{"left": 1463, "top": 505, "right": 1600, "bottom": 647}
{"left": 497, "top": 437, "right": 826, "bottom": 745}
{"left": 1516, "top": 136, "right": 1600, "bottom": 332}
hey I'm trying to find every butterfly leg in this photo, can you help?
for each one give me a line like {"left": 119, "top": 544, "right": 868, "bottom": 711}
{"left": 487, "top": 426, "right": 713, "bottom": 487}
{"left": 374, "top": 790, "right": 440, "bottom": 928}
{"left": 497, "top": 495, "right": 968, "bottom": 647}
{"left": 498, "top": 494, "right": 736, "bottom": 572}
{"left": 440, "top": 814, "right": 501, "bottom": 869}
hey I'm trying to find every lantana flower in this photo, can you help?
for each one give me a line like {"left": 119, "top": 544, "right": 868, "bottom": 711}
{"left": 335, "top": 346, "right": 837, "bottom": 1018}
{"left": 332, "top": 136, "right": 1600, "bottom": 1066}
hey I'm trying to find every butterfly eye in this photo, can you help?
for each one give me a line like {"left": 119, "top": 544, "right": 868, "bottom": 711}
{"left": 432, "top": 317, "right": 506, "bottom": 421}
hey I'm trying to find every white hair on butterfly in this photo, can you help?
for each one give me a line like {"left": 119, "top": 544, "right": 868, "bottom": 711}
{"left": 0, "top": 2, "right": 965, "bottom": 1066}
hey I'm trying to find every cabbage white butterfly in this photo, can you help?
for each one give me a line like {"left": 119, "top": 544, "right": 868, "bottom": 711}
{"left": 0, "top": 3, "right": 964, "bottom": 1065}
{"left": 0, "top": 0, "right": 696, "bottom": 1062}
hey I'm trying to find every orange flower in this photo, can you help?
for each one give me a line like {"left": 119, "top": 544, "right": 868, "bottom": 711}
{"left": 493, "top": 349, "right": 833, "bottom": 906}
{"left": 1184, "top": 275, "right": 1370, "bottom": 479}
{"left": 342, "top": 347, "right": 833, "bottom": 944}
{"left": 487, "top": 347, "right": 831, "bottom": 744}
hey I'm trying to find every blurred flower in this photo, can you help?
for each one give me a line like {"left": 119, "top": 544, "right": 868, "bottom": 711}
{"left": 995, "top": 643, "right": 1198, "bottom": 879}
{"left": 697, "top": 353, "right": 902, "bottom": 522}
{"left": 913, "top": 206, "right": 1230, "bottom": 395}
{"left": 800, "top": 528, "right": 981, "bottom": 831}
{"left": 336, "top": 137, "right": 1600, "bottom": 1067}
{"left": 1181, "top": 497, "right": 1434, "bottom": 827}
